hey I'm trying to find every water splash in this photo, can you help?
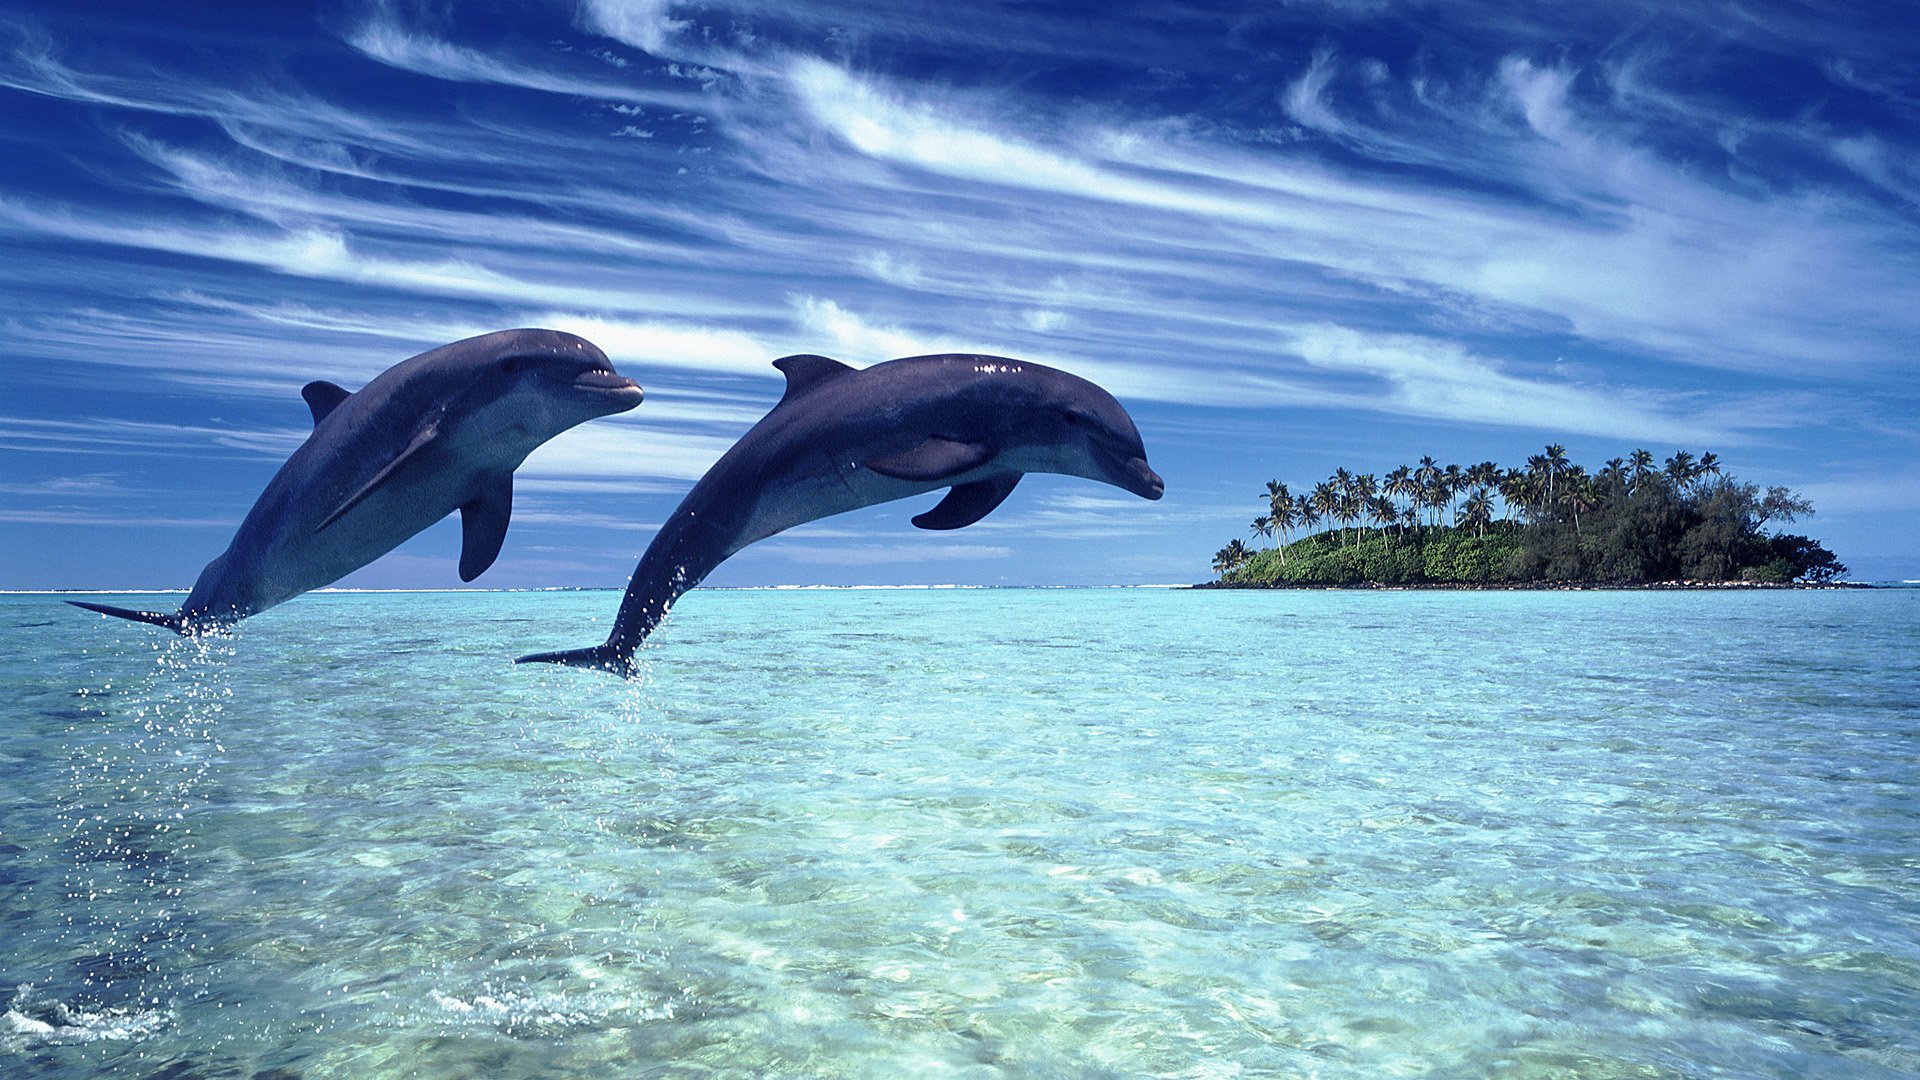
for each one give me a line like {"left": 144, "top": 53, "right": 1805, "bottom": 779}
{"left": 0, "top": 985, "right": 172, "bottom": 1051}
{"left": 47, "top": 632, "right": 234, "bottom": 1024}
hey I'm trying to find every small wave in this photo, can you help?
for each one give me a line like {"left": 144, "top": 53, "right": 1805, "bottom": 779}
{"left": 429, "top": 987, "right": 674, "bottom": 1034}
{"left": 1, "top": 986, "right": 170, "bottom": 1052}
{"left": 432, "top": 989, "right": 591, "bottom": 1030}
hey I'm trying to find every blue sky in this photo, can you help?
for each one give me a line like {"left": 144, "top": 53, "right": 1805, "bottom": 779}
{"left": 2, "top": 0, "right": 1916, "bottom": 589}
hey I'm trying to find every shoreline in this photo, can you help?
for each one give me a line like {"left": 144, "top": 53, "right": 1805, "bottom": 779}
{"left": 1190, "top": 579, "right": 1876, "bottom": 591}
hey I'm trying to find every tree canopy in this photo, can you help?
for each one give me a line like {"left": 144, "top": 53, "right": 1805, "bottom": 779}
{"left": 1214, "top": 447, "right": 1846, "bottom": 587}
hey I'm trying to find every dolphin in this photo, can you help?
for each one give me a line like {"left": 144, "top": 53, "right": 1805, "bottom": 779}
{"left": 70, "top": 329, "right": 643, "bottom": 634}
{"left": 516, "top": 352, "right": 1163, "bottom": 676}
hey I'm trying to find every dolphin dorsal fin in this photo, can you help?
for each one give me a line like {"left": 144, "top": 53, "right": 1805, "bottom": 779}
{"left": 301, "top": 381, "right": 352, "bottom": 426}
{"left": 772, "top": 354, "right": 855, "bottom": 404}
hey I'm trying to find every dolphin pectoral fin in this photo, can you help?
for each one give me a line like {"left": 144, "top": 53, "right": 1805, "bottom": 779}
{"left": 458, "top": 475, "right": 513, "bottom": 582}
{"left": 315, "top": 416, "right": 442, "bottom": 533}
{"left": 772, "top": 354, "right": 855, "bottom": 404}
{"left": 301, "top": 380, "right": 352, "bottom": 426}
{"left": 911, "top": 474, "right": 1022, "bottom": 530}
{"left": 865, "top": 436, "right": 991, "bottom": 482}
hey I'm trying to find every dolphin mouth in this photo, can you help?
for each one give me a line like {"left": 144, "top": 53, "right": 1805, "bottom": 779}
{"left": 1128, "top": 457, "right": 1166, "bottom": 500}
{"left": 1098, "top": 446, "right": 1164, "bottom": 500}
{"left": 568, "top": 368, "right": 645, "bottom": 407}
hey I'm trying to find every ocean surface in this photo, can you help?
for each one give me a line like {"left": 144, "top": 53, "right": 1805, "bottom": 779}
{"left": 3, "top": 587, "right": 1917, "bottom": 1078}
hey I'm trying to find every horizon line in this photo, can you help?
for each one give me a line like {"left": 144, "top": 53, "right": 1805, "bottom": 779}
{"left": 4, "top": 583, "right": 1200, "bottom": 595}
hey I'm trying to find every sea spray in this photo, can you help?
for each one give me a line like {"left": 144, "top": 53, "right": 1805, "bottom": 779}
{"left": 35, "top": 631, "right": 234, "bottom": 1064}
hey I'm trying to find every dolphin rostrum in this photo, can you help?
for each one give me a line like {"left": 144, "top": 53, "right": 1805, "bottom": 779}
{"left": 516, "top": 352, "right": 1163, "bottom": 676}
{"left": 70, "top": 329, "right": 642, "bottom": 634}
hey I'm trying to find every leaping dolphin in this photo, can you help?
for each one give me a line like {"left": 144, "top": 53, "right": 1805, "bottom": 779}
{"left": 70, "top": 329, "right": 643, "bottom": 634}
{"left": 516, "top": 352, "right": 1163, "bottom": 676}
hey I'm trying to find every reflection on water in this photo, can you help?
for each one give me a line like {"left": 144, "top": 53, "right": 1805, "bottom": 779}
{"left": 4, "top": 588, "right": 1918, "bottom": 1077}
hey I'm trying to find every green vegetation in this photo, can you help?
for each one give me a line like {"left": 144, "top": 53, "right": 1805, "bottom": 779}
{"left": 1213, "top": 446, "right": 1847, "bottom": 587}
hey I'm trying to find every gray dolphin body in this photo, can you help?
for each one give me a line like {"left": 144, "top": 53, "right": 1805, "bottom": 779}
{"left": 71, "top": 329, "right": 642, "bottom": 634}
{"left": 517, "top": 352, "right": 1163, "bottom": 676}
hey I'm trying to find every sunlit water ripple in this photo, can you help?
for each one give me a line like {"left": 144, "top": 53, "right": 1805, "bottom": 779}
{"left": 4, "top": 588, "right": 1917, "bottom": 1077}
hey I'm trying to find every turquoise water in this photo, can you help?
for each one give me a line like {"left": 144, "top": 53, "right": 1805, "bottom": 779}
{"left": 4, "top": 587, "right": 1918, "bottom": 1077}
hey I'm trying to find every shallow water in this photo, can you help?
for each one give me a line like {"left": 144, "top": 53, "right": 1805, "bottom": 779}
{"left": 5, "top": 588, "right": 1918, "bottom": 1077}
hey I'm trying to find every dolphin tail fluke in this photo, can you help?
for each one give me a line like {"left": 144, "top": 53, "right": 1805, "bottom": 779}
{"left": 514, "top": 643, "right": 638, "bottom": 678}
{"left": 67, "top": 600, "right": 188, "bottom": 634}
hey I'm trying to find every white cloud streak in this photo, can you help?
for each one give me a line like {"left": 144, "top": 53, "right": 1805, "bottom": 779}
{"left": 782, "top": 54, "right": 1919, "bottom": 377}
{"left": 1283, "top": 324, "right": 1732, "bottom": 444}
{"left": 343, "top": 12, "right": 707, "bottom": 111}
{"left": 5, "top": 3, "right": 1917, "bottom": 580}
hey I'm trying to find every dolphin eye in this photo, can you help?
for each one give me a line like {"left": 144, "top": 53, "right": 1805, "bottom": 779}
{"left": 1064, "top": 409, "right": 1094, "bottom": 428}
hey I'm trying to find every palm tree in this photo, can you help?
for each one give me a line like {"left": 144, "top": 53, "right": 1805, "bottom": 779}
{"left": 1351, "top": 473, "right": 1377, "bottom": 538}
{"left": 1368, "top": 494, "right": 1399, "bottom": 537}
{"left": 1524, "top": 453, "right": 1551, "bottom": 518}
{"left": 1501, "top": 468, "right": 1537, "bottom": 523}
{"left": 1457, "top": 487, "right": 1494, "bottom": 537}
{"left": 1385, "top": 465, "right": 1417, "bottom": 525}
{"left": 1442, "top": 464, "right": 1465, "bottom": 521}
{"left": 1310, "top": 482, "right": 1342, "bottom": 545}
{"left": 1266, "top": 481, "right": 1298, "bottom": 562}
{"left": 1561, "top": 467, "right": 1597, "bottom": 533}
{"left": 1212, "top": 538, "right": 1252, "bottom": 578}
{"left": 1333, "top": 483, "right": 1363, "bottom": 545}
{"left": 1414, "top": 456, "right": 1440, "bottom": 525}
{"left": 1628, "top": 448, "right": 1656, "bottom": 493}
{"left": 1250, "top": 516, "right": 1275, "bottom": 547}
{"left": 1423, "top": 469, "right": 1452, "bottom": 529}
{"left": 1542, "top": 444, "right": 1569, "bottom": 505}
{"left": 1265, "top": 481, "right": 1294, "bottom": 545}
{"left": 1664, "top": 450, "right": 1697, "bottom": 490}
{"left": 1296, "top": 493, "right": 1323, "bottom": 539}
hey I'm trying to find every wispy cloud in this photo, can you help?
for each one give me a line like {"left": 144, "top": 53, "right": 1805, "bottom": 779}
{"left": 517, "top": 422, "right": 741, "bottom": 484}
{"left": 4, "top": 2, "right": 1916, "bottom": 583}
{"left": 343, "top": 9, "right": 706, "bottom": 111}
{"left": 530, "top": 314, "right": 778, "bottom": 379}
{"left": 787, "top": 296, "right": 1318, "bottom": 410}
{"left": 1282, "top": 48, "right": 1344, "bottom": 134}
{"left": 575, "top": 0, "right": 693, "bottom": 60}
{"left": 0, "top": 196, "right": 769, "bottom": 319}
{"left": 509, "top": 507, "right": 664, "bottom": 532}
{"left": 1283, "top": 324, "right": 1737, "bottom": 444}
{"left": 0, "top": 473, "right": 125, "bottom": 495}
{"left": 0, "top": 416, "right": 306, "bottom": 458}
{"left": 780, "top": 52, "right": 1918, "bottom": 377}
{"left": 0, "top": 507, "right": 234, "bottom": 528}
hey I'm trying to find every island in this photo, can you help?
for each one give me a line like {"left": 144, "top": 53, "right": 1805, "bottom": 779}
{"left": 1207, "top": 447, "right": 1848, "bottom": 588}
